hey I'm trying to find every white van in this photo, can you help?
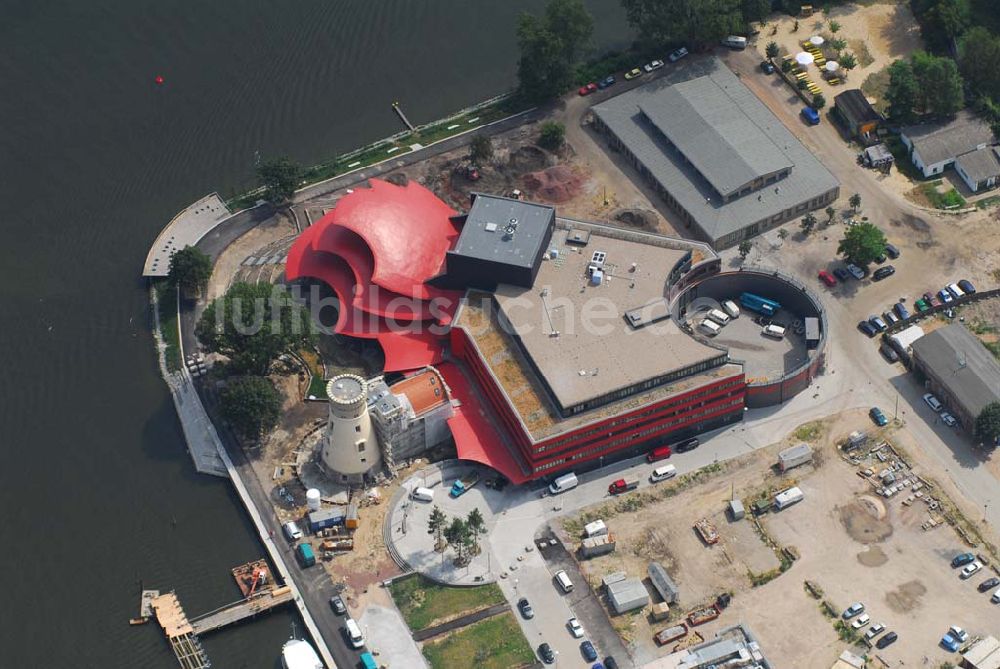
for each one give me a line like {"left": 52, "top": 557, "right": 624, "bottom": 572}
{"left": 554, "top": 569, "right": 574, "bottom": 593}
{"left": 282, "top": 521, "right": 303, "bottom": 541}
{"left": 722, "top": 300, "right": 740, "bottom": 318}
{"left": 344, "top": 618, "right": 365, "bottom": 648}
{"left": 699, "top": 319, "right": 721, "bottom": 336}
{"left": 946, "top": 283, "right": 965, "bottom": 299}
{"left": 410, "top": 486, "right": 435, "bottom": 502}
{"left": 722, "top": 35, "right": 748, "bottom": 49}
{"left": 762, "top": 324, "right": 786, "bottom": 339}
{"left": 549, "top": 472, "right": 579, "bottom": 495}
{"left": 707, "top": 308, "right": 730, "bottom": 325}
{"left": 650, "top": 464, "right": 677, "bottom": 483}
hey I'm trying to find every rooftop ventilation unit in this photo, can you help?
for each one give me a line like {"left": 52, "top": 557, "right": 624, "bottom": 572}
{"left": 591, "top": 250, "right": 607, "bottom": 265}
{"left": 484, "top": 222, "right": 498, "bottom": 233}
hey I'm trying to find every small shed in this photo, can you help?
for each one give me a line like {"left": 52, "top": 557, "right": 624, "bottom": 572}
{"left": 307, "top": 506, "right": 346, "bottom": 532}
{"left": 963, "top": 635, "right": 1000, "bottom": 669}
{"left": 728, "top": 499, "right": 745, "bottom": 521}
{"left": 648, "top": 562, "right": 680, "bottom": 604}
{"left": 650, "top": 602, "right": 671, "bottom": 621}
{"left": 861, "top": 144, "right": 894, "bottom": 170}
{"left": 607, "top": 578, "right": 649, "bottom": 614}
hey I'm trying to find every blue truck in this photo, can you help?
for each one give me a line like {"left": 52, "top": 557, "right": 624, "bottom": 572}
{"left": 295, "top": 543, "right": 316, "bottom": 568}
{"left": 450, "top": 472, "right": 481, "bottom": 498}
{"left": 739, "top": 292, "right": 781, "bottom": 317}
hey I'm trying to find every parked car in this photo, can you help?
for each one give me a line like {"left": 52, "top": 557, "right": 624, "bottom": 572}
{"left": 538, "top": 643, "right": 555, "bottom": 664}
{"left": 643, "top": 59, "right": 664, "bottom": 72}
{"left": 978, "top": 577, "right": 1000, "bottom": 593}
{"left": 760, "top": 60, "right": 775, "bottom": 74}
{"left": 581, "top": 640, "right": 598, "bottom": 662}
{"left": 951, "top": 552, "right": 976, "bottom": 568}
{"left": 882, "top": 311, "right": 898, "bottom": 327}
{"left": 858, "top": 320, "right": 877, "bottom": 337}
{"left": 818, "top": 270, "right": 837, "bottom": 287}
{"left": 329, "top": 595, "right": 347, "bottom": 615}
{"left": 961, "top": 561, "right": 983, "bottom": 579}
{"left": 851, "top": 613, "right": 871, "bottom": 629}
{"left": 667, "top": 47, "right": 689, "bottom": 62}
{"left": 282, "top": 521, "right": 303, "bottom": 541}
{"left": 604, "top": 658, "right": 620, "bottom": 669}
{"left": 992, "top": 587, "right": 1000, "bottom": 604}
{"left": 885, "top": 243, "right": 900, "bottom": 259}
{"left": 923, "top": 291, "right": 940, "bottom": 307}
{"left": 868, "top": 315, "right": 887, "bottom": 332}
{"left": 865, "top": 623, "right": 885, "bottom": 641}
{"left": 915, "top": 298, "right": 930, "bottom": 312}
{"left": 567, "top": 617, "right": 584, "bottom": 638}
{"left": 624, "top": 68, "right": 642, "bottom": 80}
{"left": 598, "top": 75, "right": 616, "bottom": 89}
{"left": 880, "top": 343, "right": 899, "bottom": 363}
{"left": 846, "top": 263, "right": 866, "bottom": 280}
{"left": 958, "top": 279, "right": 976, "bottom": 294}
{"left": 801, "top": 106, "right": 820, "bottom": 125}
{"left": 874, "top": 251, "right": 887, "bottom": 264}
{"left": 876, "top": 631, "right": 898, "bottom": 649}
{"left": 873, "top": 265, "right": 896, "bottom": 281}
{"left": 674, "top": 437, "right": 700, "bottom": 453}
{"left": 578, "top": 82, "right": 597, "bottom": 96}
{"left": 894, "top": 302, "right": 910, "bottom": 319}
{"left": 842, "top": 602, "right": 865, "bottom": 619}
{"left": 518, "top": 597, "right": 534, "bottom": 619}
{"left": 869, "top": 407, "right": 888, "bottom": 427}
{"left": 924, "top": 393, "right": 943, "bottom": 412}
{"left": 833, "top": 267, "right": 851, "bottom": 282}
{"left": 941, "top": 412, "right": 958, "bottom": 427}
{"left": 938, "top": 289, "right": 954, "bottom": 304}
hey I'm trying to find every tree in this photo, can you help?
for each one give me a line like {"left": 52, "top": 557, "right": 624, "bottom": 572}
{"left": 469, "top": 135, "right": 493, "bottom": 165}
{"left": 885, "top": 60, "right": 919, "bottom": 123}
{"left": 738, "top": 240, "right": 753, "bottom": 261}
{"left": 168, "top": 246, "right": 213, "bottom": 296}
{"left": 825, "top": 206, "right": 836, "bottom": 224}
{"left": 837, "top": 221, "right": 887, "bottom": 266}
{"left": 444, "top": 517, "right": 470, "bottom": 564}
{"left": 930, "top": 0, "right": 971, "bottom": 41}
{"left": 766, "top": 41, "right": 780, "bottom": 60}
{"left": 257, "top": 157, "right": 301, "bottom": 204}
{"left": 742, "top": 0, "right": 771, "bottom": 26}
{"left": 466, "top": 508, "right": 487, "bottom": 556}
{"left": 839, "top": 52, "right": 857, "bottom": 71}
{"left": 960, "top": 28, "right": 1000, "bottom": 101}
{"left": 777, "top": 228, "right": 789, "bottom": 241}
{"left": 621, "top": 0, "right": 743, "bottom": 50}
{"left": 911, "top": 51, "right": 964, "bottom": 117}
{"left": 781, "top": 58, "right": 793, "bottom": 73}
{"left": 813, "top": 93, "right": 826, "bottom": 110}
{"left": 220, "top": 376, "right": 281, "bottom": 440}
{"left": 829, "top": 20, "right": 841, "bottom": 33}
{"left": 516, "top": 0, "right": 594, "bottom": 102}
{"left": 428, "top": 506, "right": 448, "bottom": 550}
{"left": 975, "top": 402, "right": 1000, "bottom": 447}
{"left": 196, "top": 282, "right": 315, "bottom": 375}
{"left": 538, "top": 121, "right": 566, "bottom": 150}
{"left": 849, "top": 192, "right": 862, "bottom": 212}
{"left": 800, "top": 212, "right": 818, "bottom": 235}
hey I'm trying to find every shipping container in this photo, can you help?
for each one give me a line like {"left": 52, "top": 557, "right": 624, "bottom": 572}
{"left": 308, "top": 506, "right": 346, "bottom": 533}
{"left": 778, "top": 443, "right": 813, "bottom": 472}
{"left": 345, "top": 503, "right": 359, "bottom": 530}
{"left": 580, "top": 534, "right": 616, "bottom": 558}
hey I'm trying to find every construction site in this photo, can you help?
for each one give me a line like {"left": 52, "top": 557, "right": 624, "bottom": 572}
{"left": 558, "top": 409, "right": 1000, "bottom": 668}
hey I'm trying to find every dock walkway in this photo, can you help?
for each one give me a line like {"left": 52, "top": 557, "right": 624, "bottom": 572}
{"left": 191, "top": 587, "right": 294, "bottom": 635}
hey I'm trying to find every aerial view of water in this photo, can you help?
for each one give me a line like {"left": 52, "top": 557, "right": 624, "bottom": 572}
{"left": 0, "top": 0, "right": 629, "bottom": 665}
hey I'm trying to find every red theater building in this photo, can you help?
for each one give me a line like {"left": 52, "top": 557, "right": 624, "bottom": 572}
{"left": 286, "top": 180, "right": 745, "bottom": 485}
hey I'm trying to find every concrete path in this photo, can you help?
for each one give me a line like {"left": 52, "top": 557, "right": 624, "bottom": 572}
{"left": 360, "top": 604, "right": 427, "bottom": 669}
{"left": 411, "top": 602, "right": 508, "bottom": 642}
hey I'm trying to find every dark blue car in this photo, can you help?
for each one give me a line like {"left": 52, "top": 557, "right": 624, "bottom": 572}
{"left": 581, "top": 640, "right": 598, "bottom": 662}
{"left": 598, "top": 75, "right": 616, "bottom": 89}
{"left": 869, "top": 407, "right": 888, "bottom": 426}
{"left": 801, "top": 107, "right": 820, "bottom": 125}
{"left": 894, "top": 302, "right": 910, "bottom": 320}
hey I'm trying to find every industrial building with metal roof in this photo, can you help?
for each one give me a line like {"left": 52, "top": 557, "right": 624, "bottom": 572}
{"left": 910, "top": 324, "right": 1000, "bottom": 433}
{"left": 592, "top": 58, "right": 839, "bottom": 249}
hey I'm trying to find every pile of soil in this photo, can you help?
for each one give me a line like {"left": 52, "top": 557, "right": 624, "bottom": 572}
{"left": 613, "top": 208, "right": 658, "bottom": 230}
{"left": 522, "top": 165, "right": 585, "bottom": 203}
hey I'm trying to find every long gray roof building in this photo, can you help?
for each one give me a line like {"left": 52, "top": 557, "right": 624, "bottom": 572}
{"left": 911, "top": 324, "right": 1000, "bottom": 432}
{"left": 592, "top": 58, "right": 839, "bottom": 249}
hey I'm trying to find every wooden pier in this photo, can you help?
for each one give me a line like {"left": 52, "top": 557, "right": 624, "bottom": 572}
{"left": 191, "top": 586, "right": 294, "bottom": 635}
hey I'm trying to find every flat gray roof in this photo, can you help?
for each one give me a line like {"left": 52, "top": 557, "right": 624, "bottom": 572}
{"left": 911, "top": 324, "right": 1000, "bottom": 418}
{"left": 493, "top": 227, "right": 726, "bottom": 410}
{"left": 902, "top": 109, "right": 996, "bottom": 167}
{"left": 640, "top": 84, "right": 792, "bottom": 197}
{"left": 592, "top": 58, "right": 839, "bottom": 244}
{"left": 956, "top": 146, "right": 1000, "bottom": 183}
{"left": 450, "top": 193, "right": 554, "bottom": 269}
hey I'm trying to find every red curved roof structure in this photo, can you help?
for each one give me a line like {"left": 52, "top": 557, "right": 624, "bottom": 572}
{"left": 285, "top": 179, "right": 461, "bottom": 372}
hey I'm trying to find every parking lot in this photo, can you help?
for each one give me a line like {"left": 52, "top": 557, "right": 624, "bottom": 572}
{"left": 555, "top": 411, "right": 1000, "bottom": 667}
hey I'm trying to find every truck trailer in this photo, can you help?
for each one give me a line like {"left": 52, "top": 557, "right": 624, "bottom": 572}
{"left": 778, "top": 443, "right": 813, "bottom": 472}
{"left": 774, "top": 486, "right": 805, "bottom": 510}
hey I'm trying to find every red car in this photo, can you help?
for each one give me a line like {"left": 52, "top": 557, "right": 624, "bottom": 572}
{"left": 818, "top": 270, "right": 837, "bottom": 287}
{"left": 578, "top": 82, "right": 597, "bottom": 96}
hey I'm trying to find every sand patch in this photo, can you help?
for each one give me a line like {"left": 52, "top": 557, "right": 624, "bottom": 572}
{"left": 885, "top": 579, "right": 926, "bottom": 613}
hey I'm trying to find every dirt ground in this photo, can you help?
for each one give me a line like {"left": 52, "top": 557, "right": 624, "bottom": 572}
{"left": 561, "top": 409, "right": 1000, "bottom": 668}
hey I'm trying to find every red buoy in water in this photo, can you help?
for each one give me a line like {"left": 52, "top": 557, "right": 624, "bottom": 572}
{"left": 154, "top": 75, "right": 164, "bottom": 85}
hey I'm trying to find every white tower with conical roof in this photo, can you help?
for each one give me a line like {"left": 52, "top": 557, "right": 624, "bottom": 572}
{"left": 322, "top": 374, "right": 380, "bottom": 483}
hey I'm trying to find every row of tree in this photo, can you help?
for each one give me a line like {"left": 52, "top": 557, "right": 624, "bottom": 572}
{"left": 885, "top": 51, "right": 964, "bottom": 123}
{"left": 621, "top": 0, "right": 769, "bottom": 52}
{"left": 428, "top": 506, "right": 487, "bottom": 566}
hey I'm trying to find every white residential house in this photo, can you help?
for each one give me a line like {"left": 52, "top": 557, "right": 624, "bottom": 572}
{"left": 900, "top": 110, "right": 999, "bottom": 191}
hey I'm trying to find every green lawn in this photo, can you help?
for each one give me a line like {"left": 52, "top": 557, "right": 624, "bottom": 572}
{"left": 155, "top": 282, "right": 181, "bottom": 372}
{"left": 920, "top": 181, "right": 967, "bottom": 209}
{"left": 422, "top": 612, "right": 535, "bottom": 669}
{"left": 388, "top": 574, "right": 505, "bottom": 631}
{"left": 307, "top": 374, "right": 327, "bottom": 399}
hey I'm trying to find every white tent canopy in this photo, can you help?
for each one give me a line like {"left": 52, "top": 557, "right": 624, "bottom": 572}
{"left": 825, "top": 61, "right": 840, "bottom": 72}
{"left": 810, "top": 35, "right": 825, "bottom": 46}
{"left": 796, "top": 52, "right": 815, "bottom": 66}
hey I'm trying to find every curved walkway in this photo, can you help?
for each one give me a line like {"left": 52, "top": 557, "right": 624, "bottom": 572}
{"left": 143, "top": 193, "right": 231, "bottom": 276}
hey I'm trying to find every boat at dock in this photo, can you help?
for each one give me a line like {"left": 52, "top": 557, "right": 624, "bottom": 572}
{"left": 281, "top": 638, "right": 323, "bottom": 669}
